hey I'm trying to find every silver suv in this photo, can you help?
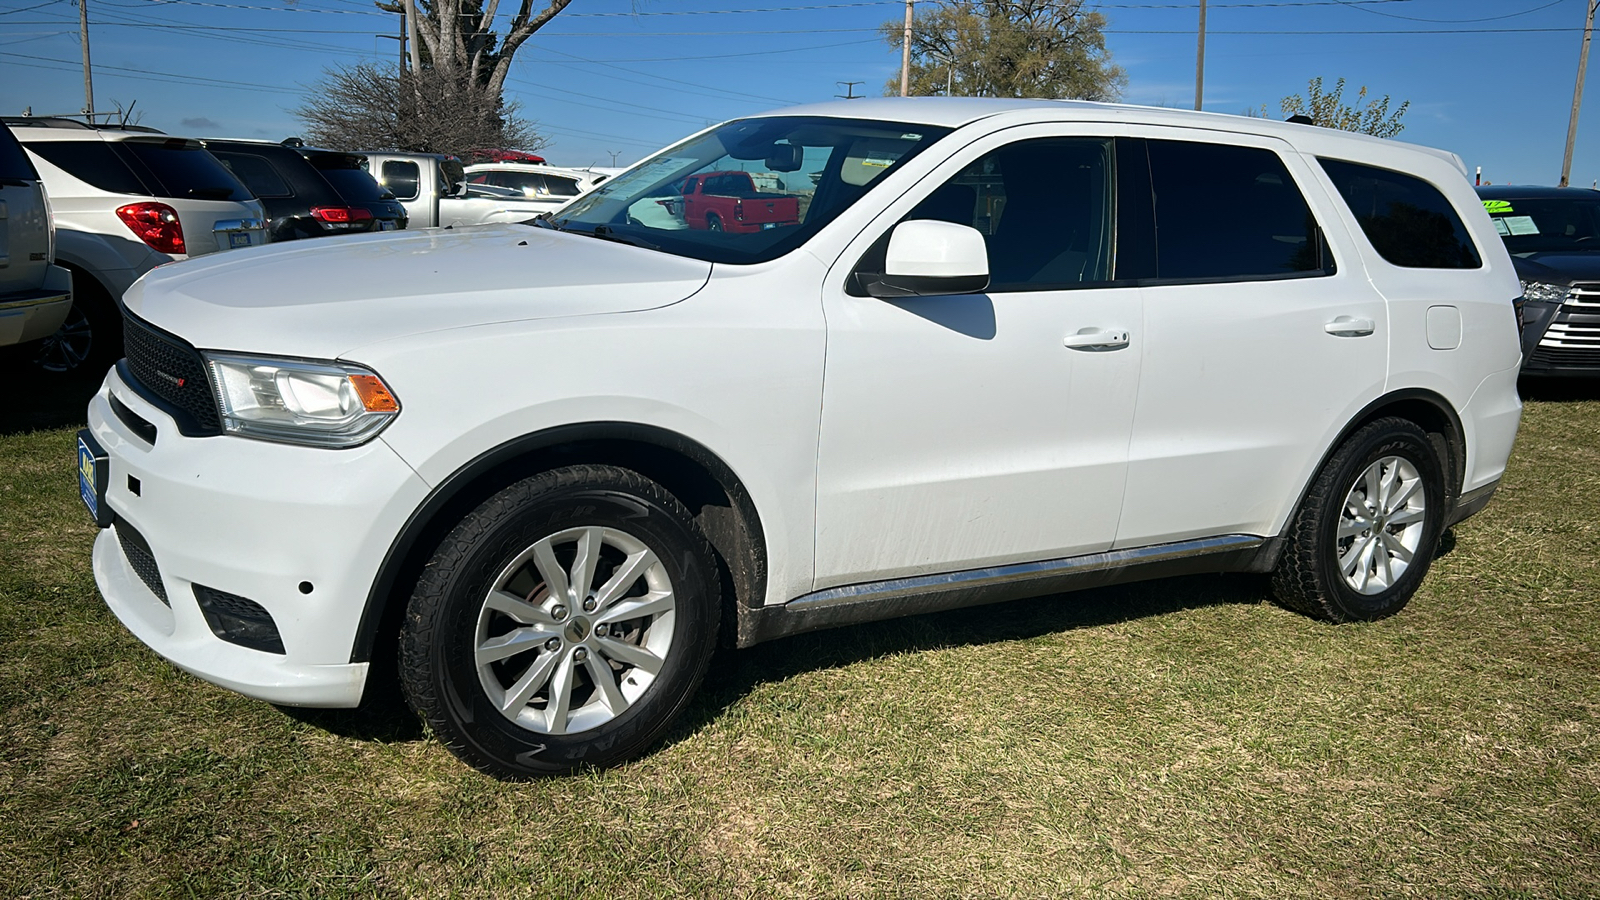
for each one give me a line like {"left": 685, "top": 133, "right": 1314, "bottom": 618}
{"left": 6, "top": 118, "right": 266, "bottom": 374}
{"left": 0, "top": 122, "right": 72, "bottom": 363}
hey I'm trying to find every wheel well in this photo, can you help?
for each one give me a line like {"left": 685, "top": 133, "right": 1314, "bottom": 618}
{"left": 351, "top": 425, "right": 769, "bottom": 672}
{"left": 1252, "top": 389, "right": 1464, "bottom": 575}
{"left": 1346, "top": 393, "right": 1464, "bottom": 504}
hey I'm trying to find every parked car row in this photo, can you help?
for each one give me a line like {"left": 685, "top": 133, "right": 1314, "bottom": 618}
{"left": 2, "top": 118, "right": 608, "bottom": 377}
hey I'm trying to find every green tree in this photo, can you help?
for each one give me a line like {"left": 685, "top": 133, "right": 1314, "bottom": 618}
{"left": 1281, "top": 77, "right": 1409, "bottom": 138}
{"left": 881, "top": 0, "right": 1125, "bottom": 101}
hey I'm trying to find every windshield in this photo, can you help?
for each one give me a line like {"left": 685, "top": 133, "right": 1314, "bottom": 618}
{"left": 552, "top": 116, "right": 951, "bottom": 264}
{"left": 1484, "top": 195, "right": 1600, "bottom": 254}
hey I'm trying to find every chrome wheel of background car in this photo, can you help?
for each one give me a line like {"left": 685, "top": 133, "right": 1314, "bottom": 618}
{"left": 31, "top": 307, "right": 93, "bottom": 373}
{"left": 1336, "top": 456, "right": 1428, "bottom": 595}
{"left": 475, "top": 525, "right": 676, "bottom": 735}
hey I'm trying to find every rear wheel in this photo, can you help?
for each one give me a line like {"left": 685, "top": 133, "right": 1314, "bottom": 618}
{"left": 706, "top": 213, "right": 723, "bottom": 232}
{"left": 33, "top": 271, "right": 121, "bottom": 377}
{"left": 400, "top": 465, "right": 720, "bottom": 778}
{"left": 1272, "top": 417, "right": 1446, "bottom": 622}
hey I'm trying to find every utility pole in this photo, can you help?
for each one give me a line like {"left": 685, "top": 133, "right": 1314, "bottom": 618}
{"left": 378, "top": 7, "right": 407, "bottom": 75}
{"left": 402, "top": 0, "right": 422, "bottom": 83}
{"left": 900, "top": 0, "right": 913, "bottom": 97}
{"left": 77, "top": 0, "right": 94, "bottom": 120}
{"left": 1194, "top": 0, "right": 1207, "bottom": 111}
{"left": 1562, "top": 0, "right": 1598, "bottom": 188}
{"left": 836, "top": 81, "right": 864, "bottom": 100}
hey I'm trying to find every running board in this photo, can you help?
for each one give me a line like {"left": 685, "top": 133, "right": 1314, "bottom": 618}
{"left": 736, "top": 534, "right": 1269, "bottom": 647}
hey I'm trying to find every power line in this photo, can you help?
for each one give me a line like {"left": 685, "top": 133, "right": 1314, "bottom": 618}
{"left": 1324, "top": 0, "right": 1568, "bottom": 23}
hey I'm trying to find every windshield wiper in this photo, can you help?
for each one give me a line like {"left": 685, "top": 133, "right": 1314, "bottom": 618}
{"left": 588, "top": 225, "right": 659, "bottom": 251}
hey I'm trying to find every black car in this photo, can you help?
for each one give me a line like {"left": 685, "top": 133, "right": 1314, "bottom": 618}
{"left": 204, "top": 140, "right": 407, "bottom": 241}
{"left": 1477, "top": 185, "right": 1600, "bottom": 376}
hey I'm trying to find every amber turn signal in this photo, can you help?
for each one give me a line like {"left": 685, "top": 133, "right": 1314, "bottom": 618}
{"left": 348, "top": 375, "right": 400, "bottom": 412}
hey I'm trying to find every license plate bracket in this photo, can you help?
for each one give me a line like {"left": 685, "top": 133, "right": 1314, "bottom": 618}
{"left": 78, "top": 430, "right": 111, "bottom": 528}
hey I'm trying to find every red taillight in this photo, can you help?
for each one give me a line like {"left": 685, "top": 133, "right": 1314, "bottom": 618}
{"left": 310, "top": 206, "right": 375, "bottom": 226}
{"left": 116, "top": 202, "right": 186, "bottom": 254}
{"left": 735, "top": 199, "right": 744, "bottom": 221}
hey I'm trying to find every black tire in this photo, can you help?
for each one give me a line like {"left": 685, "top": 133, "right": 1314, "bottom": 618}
{"left": 706, "top": 213, "right": 723, "bottom": 232}
{"left": 400, "top": 464, "right": 719, "bottom": 778}
{"left": 33, "top": 270, "right": 121, "bottom": 377}
{"left": 1271, "top": 417, "right": 1446, "bottom": 622}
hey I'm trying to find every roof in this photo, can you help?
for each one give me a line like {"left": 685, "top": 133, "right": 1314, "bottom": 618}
{"left": 1475, "top": 184, "right": 1600, "bottom": 199}
{"left": 742, "top": 97, "right": 1463, "bottom": 171}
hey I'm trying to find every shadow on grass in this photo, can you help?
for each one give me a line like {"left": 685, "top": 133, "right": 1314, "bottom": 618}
{"left": 669, "top": 571, "right": 1278, "bottom": 748}
{"left": 0, "top": 357, "right": 103, "bottom": 436}
{"left": 1519, "top": 376, "right": 1600, "bottom": 403}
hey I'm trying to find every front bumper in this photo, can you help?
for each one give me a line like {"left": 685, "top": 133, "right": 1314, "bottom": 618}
{"left": 87, "top": 365, "right": 431, "bottom": 707}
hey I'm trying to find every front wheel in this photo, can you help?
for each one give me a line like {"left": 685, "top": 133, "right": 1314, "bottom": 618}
{"left": 1272, "top": 417, "right": 1446, "bottom": 622}
{"left": 400, "top": 465, "right": 720, "bottom": 778}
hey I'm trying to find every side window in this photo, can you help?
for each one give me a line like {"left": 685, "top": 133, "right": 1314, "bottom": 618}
{"left": 213, "top": 152, "right": 291, "bottom": 198}
{"left": 903, "top": 137, "right": 1114, "bottom": 290}
{"left": 545, "top": 176, "right": 580, "bottom": 197}
{"left": 25, "top": 140, "right": 147, "bottom": 194}
{"left": 1146, "top": 139, "right": 1333, "bottom": 281}
{"left": 381, "top": 160, "right": 420, "bottom": 201}
{"left": 1318, "top": 158, "right": 1482, "bottom": 269}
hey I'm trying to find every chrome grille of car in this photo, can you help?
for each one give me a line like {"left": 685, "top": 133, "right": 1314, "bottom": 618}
{"left": 1564, "top": 282, "right": 1600, "bottom": 307}
{"left": 122, "top": 312, "right": 221, "bottom": 436}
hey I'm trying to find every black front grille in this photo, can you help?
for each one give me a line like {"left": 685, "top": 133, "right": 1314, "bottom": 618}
{"left": 114, "top": 518, "right": 169, "bottom": 606}
{"left": 1528, "top": 345, "right": 1600, "bottom": 369}
{"left": 122, "top": 312, "right": 221, "bottom": 436}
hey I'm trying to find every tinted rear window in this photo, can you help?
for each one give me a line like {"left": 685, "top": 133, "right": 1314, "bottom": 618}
{"left": 1318, "top": 158, "right": 1481, "bottom": 269}
{"left": 319, "top": 166, "right": 389, "bottom": 203}
{"left": 1146, "top": 139, "right": 1332, "bottom": 281}
{"left": 26, "top": 140, "right": 147, "bottom": 194}
{"left": 0, "top": 125, "right": 39, "bottom": 182}
{"left": 380, "top": 160, "right": 420, "bottom": 200}
{"left": 120, "top": 140, "right": 253, "bottom": 202}
{"left": 211, "top": 151, "right": 291, "bottom": 198}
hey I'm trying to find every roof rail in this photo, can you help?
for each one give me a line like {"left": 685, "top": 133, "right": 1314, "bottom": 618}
{"left": 0, "top": 115, "right": 165, "bottom": 134}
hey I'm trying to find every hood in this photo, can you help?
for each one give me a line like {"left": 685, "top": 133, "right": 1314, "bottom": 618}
{"left": 1511, "top": 251, "right": 1600, "bottom": 284}
{"left": 123, "top": 224, "right": 713, "bottom": 359}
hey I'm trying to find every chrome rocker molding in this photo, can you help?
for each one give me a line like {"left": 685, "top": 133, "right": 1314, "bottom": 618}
{"left": 737, "top": 534, "right": 1268, "bottom": 647}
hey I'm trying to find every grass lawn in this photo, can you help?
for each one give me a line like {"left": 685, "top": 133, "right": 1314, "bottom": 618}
{"left": 1, "top": 379, "right": 1597, "bottom": 898}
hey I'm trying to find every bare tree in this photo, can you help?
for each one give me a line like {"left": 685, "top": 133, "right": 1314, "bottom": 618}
{"left": 295, "top": 61, "right": 544, "bottom": 154}
{"left": 379, "top": 0, "right": 573, "bottom": 102}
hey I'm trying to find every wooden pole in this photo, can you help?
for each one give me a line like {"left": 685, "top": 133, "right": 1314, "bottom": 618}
{"left": 78, "top": 0, "right": 94, "bottom": 119}
{"left": 1561, "top": 0, "right": 1597, "bottom": 187}
{"left": 900, "top": 0, "right": 913, "bottom": 97}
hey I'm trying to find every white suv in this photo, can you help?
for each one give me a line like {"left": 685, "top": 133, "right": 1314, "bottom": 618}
{"left": 8, "top": 119, "right": 266, "bottom": 373}
{"left": 81, "top": 100, "right": 1524, "bottom": 778}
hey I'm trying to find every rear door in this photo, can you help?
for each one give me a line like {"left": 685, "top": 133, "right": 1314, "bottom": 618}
{"left": 1111, "top": 130, "right": 1388, "bottom": 548}
{"left": 0, "top": 124, "right": 50, "bottom": 298}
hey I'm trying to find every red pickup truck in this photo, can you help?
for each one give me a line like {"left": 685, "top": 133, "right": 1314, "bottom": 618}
{"left": 676, "top": 171, "right": 799, "bottom": 233}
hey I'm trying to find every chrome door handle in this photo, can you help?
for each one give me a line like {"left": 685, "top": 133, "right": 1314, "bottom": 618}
{"left": 1324, "top": 316, "right": 1375, "bottom": 337}
{"left": 1062, "top": 328, "right": 1130, "bottom": 350}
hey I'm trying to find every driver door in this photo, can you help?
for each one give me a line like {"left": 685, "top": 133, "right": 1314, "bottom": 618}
{"left": 812, "top": 129, "right": 1145, "bottom": 590}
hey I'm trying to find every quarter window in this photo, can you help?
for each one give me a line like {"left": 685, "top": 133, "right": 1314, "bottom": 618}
{"left": 381, "top": 160, "right": 420, "bottom": 201}
{"left": 1145, "top": 139, "right": 1332, "bottom": 281}
{"left": 1317, "top": 158, "right": 1481, "bottom": 269}
{"left": 25, "top": 140, "right": 147, "bottom": 194}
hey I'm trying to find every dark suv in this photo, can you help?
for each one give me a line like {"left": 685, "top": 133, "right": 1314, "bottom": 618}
{"left": 1478, "top": 185, "right": 1600, "bottom": 376}
{"left": 204, "top": 140, "right": 406, "bottom": 242}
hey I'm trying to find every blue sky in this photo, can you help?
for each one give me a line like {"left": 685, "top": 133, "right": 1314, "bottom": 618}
{"left": 0, "top": 0, "right": 1595, "bottom": 184}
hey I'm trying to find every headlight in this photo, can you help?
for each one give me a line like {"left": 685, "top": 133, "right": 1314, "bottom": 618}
{"left": 204, "top": 353, "right": 400, "bottom": 447}
{"left": 1519, "top": 279, "right": 1572, "bottom": 304}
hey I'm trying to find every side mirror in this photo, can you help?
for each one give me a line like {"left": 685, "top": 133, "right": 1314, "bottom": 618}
{"left": 864, "top": 220, "right": 990, "bottom": 299}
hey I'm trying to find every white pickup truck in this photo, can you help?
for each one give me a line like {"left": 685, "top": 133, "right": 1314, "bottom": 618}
{"left": 361, "top": 150, "right": 551, "bottom": 228}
